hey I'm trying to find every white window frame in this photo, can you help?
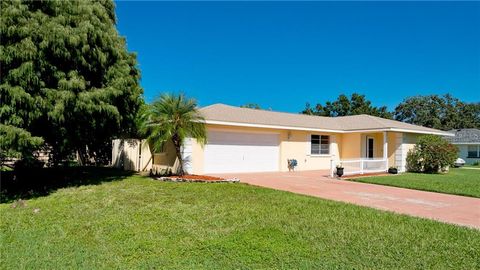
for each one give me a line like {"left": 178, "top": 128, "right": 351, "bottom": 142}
{"left": 310, "top": 134, "right": 330, "bottom": 156}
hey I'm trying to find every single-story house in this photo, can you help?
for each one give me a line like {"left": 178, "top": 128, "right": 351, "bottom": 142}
{"left": 143, "top": 104, "right": 452, "bottom": 176}
{"left": 445, "top": 129, "right": 480, "bottom": 165}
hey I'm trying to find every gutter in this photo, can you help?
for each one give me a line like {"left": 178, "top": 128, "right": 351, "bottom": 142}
{"left": 201, "top": 120, "right": 454, "bottom": 136}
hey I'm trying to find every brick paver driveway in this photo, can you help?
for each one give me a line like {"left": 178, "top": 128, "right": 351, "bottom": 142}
{"left": 213, "top": 170, "right": 480, "bottom": 229}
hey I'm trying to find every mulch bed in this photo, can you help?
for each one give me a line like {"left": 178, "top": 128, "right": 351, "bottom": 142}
{"left": 155, "top": 174, "right": 239, "bottom": 183}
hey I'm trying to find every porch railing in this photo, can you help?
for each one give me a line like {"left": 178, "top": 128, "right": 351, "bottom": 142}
{"left": 330, "top": 158, "right": 388, "bottom": 177}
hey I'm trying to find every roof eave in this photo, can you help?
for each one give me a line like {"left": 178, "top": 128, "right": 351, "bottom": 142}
{"left": 388, "top": 128, "right": 454, "bottom": 136}
{"left": 202, "top": 120, "right": 453, "bottom": 136}
{"left": 202, "top": 120, "right": 343, "bottom": 133}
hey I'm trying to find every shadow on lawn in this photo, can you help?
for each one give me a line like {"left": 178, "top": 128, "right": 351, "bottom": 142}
{"left": 0, "top": 167, "right": 135, "bottom": 203}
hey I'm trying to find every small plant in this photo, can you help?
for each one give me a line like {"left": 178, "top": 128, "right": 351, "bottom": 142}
{"left": 472, "top": 161, "right": 479, "bottom": 166}
{"left": 150, "top": 167, "right": 173, "bottom": 177}
{"left": 388, "top": 166, "right": 398, "bottom": 174}
{"left": 336, "top": 164, "right": 344, "bottom": 177}
{"left": 287, "top": 159, "right": 298, "bottom": 171}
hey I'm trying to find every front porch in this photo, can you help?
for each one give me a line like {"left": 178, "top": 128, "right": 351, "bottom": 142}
{"left": 330, "top": 158, "right": 389, "bottom": 177}
{"left": 330, "top": 131, "right": 400, "bottom": 177}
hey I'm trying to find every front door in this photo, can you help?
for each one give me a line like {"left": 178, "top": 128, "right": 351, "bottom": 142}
{"left": 366, "top": 137, "right": 374, "bottom": 159}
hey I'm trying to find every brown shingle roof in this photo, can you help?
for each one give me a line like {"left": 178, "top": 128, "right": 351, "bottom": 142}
{"left": 199, "top": 104, "right": 451, "bottom": 135}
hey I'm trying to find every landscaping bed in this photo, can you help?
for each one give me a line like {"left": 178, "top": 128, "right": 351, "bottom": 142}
{"left": 155, "top": 174, "right": 239, "bottom": 183}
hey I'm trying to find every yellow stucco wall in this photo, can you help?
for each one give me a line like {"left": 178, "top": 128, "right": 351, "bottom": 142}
{"left": 154, "top": 126, "right": 419, "bottom": 174}
{"left": 189, "top": 124, "right": 341, "bottom": 174}
{"left": 152, "top": 140, "right": 177, "bottom": 167}
{"left": 279, "top": 130, "right": 340, "bottom": 172}
{"left": 387, "top": 132, "right": 397, "bottom": 167}
{"left": 340, "top": 133, "right": 361, "bottom": 159}
{"left": 150, "top": 140, "right": 179, "bottom": 174}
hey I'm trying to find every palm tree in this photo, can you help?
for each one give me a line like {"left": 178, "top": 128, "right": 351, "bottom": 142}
{"left": 139, "top": 93, "right": 206, "bottom": 175}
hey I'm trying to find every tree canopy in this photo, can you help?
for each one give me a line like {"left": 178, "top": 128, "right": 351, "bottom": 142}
{"left": 240, "top": 103, "right": 261, "bottom": 109}
{"left": 394, "top": 94, "right": 480, "bottom": 130}
{"left": 302, "top": 93, "right": 479, "bottom": 131}
{"left": 302, "top": 93, "right": 393, "bottom": 119}
{"left": 1, "top": 0, "right": 143, "bottom": 165}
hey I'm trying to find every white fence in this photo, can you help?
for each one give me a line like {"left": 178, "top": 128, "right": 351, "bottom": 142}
{"left": 112, "top": 139, "right": 153, "bottom": 171}
{"left": 111, "top": 138, "right": 192, "bottom": 173}
{"left": 330, "top": 158, "right": 387, "bottom": 177}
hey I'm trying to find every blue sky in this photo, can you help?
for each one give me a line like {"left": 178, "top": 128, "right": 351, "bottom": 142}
{"left": 115, "top": 1, "right": 480, "bottom": 113}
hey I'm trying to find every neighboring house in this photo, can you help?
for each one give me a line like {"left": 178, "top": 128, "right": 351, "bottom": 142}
{"left": 444, "top": 129, "right": 480, "bottom": 165}
{"left": 117, "top": 104, "right": 452, "bottom": 176}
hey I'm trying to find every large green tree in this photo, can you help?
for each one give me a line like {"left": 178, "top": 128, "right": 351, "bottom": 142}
{"left": 1, "top": 0, "right": 143, "bottom": 166}
{"left": 139, "top": 94, "right": 207, "bottom": 176}
{"left": 302, "top": 93, "right": 393, "bottom": 119}
{"left": 394, "top": 94, "right": 480, "bottom": 130}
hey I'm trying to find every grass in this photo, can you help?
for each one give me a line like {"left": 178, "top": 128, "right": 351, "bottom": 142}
{"left": 1, "top": 169, "right": 479, "bottom": 269}
{"left": 465, "top": 163, "right": 480, "bottom": 168}
{"left": 0, "top": 167, "right": 134, "bottom": 203}
{"left": 350, "top": 168, "right": 480, "bottom": 198}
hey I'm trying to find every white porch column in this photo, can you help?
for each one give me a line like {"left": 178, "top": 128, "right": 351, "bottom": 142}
{"left": 330, "top": 159, "right": 335, "bottom": 178}
{"left": 383, "top": 131, "right": 388, "bottom": 170}
{"left": 330, "top": 135, "right": 340, "bottom": 162}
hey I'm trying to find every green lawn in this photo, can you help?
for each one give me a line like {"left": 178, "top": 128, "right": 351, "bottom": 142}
{"left": 1, "top": 172, "right": 479, "bottom": 269}
{"left": 351, "top": 168, "right": 480, "bottom": 198}
{"left": 465, "top": 163, "right": 480, "bottom": 168}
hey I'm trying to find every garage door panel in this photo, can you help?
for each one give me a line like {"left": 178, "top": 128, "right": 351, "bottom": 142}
{"left": 207, "top": 131, "right": 279, "bottom": 146}
{"left": 204, "top": 131, "right": 279, "bottom": 173}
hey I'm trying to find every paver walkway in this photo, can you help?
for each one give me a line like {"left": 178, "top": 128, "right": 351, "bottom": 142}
{"left": 213, "top": 170, "right": 480, "bottom": 229}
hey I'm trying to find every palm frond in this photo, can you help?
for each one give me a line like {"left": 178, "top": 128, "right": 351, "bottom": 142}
{"left": 138, "top": 93, "right": 207, "bottom": 171}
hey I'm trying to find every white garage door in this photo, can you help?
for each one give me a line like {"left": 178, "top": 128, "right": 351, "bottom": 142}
{"left": 204, "top": 131, "right": 280, "bottom": 173}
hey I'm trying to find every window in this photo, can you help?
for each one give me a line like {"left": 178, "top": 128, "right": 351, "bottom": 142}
{"left": 311, "top": 135, "right": 330, "bottom": 155}
{"left": 467, "top": 145, "right": 479, "bottom": 158}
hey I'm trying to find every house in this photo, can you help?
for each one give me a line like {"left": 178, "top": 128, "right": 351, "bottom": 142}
{"left": 140, "top": 104, "right": 452, "bottom": 176}
{"left": 445, "top": 129, "right": 480, "bottom": 165}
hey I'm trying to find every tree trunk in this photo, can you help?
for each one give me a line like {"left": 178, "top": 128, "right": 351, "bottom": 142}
{"left": 172, "top": 135, "right": 184, "bottom": 175}
{"left": 77, "top": 147, "right": 87, "bottom": 166}
{"left": 174, "top": 144, "right": 184, "bottom": 176}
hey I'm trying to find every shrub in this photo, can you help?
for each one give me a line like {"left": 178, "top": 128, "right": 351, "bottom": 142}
{"left": 406, "top": 149, "right": 423, "bottom": 172}
{"left": 473, "top": 161, "right": 479, "bottom": 166}
{"left": 406, "top": 135, "right": 458, "bottom": 173}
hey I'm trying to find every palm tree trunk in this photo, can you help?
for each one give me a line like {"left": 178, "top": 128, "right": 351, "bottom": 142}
{"left": 172, "top": 135, "right": 184, "bottom": 175}
{"left": 174, "top": 144, "right": 184, "bottom": 176}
